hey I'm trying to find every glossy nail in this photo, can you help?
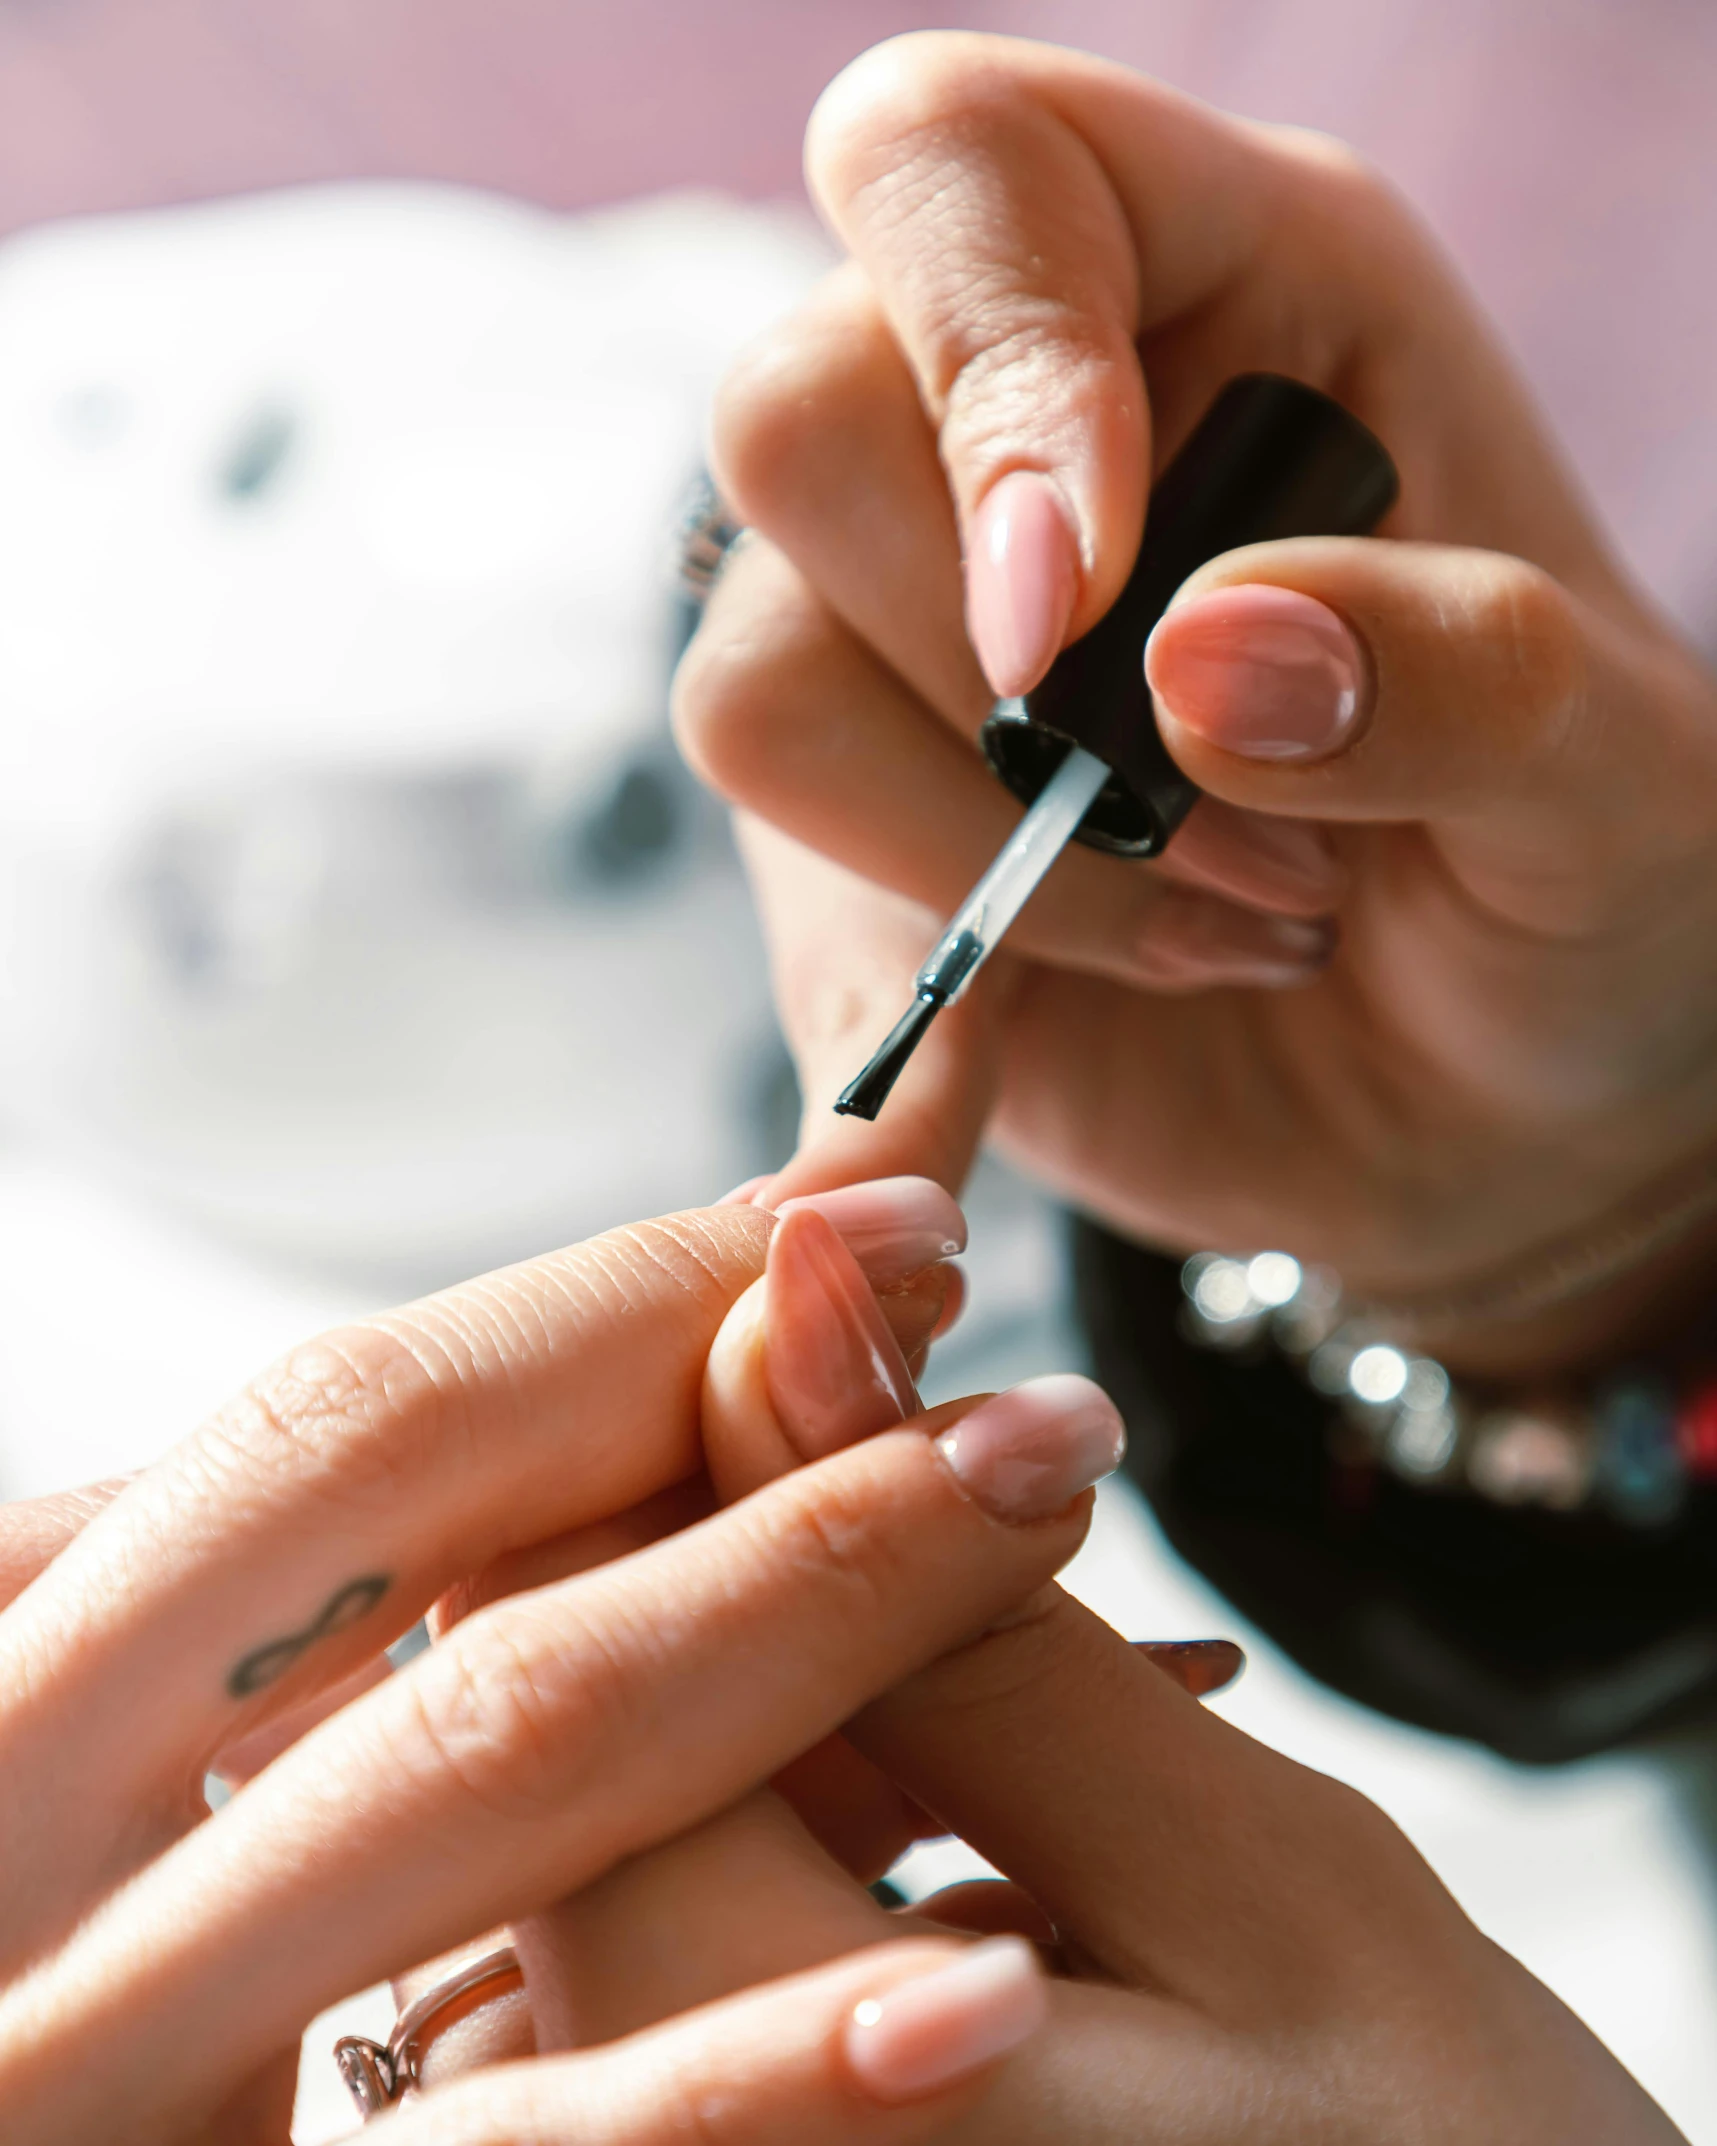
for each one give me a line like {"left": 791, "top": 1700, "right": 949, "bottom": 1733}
{"left": 1146, "top": 585, "right": 1366, "bottom": 761}
{"left": 965, "top": 470, "right": 1079, "bottom": 697}
{"left": 845, "top": 1938, "right": 1047, "bottom": 2104}
{"left": 1134, "top": 1638, "right": 1246, "bottom": 1699}
{"left": 929, "top": 1263, "right": 967, "bottom": 1341}
{"left": 765, "top": 1208, "right": 918, "bottom": 1459}
{"left": 935, "top": 1373, "right": 1124, "bottom": 1522}
{"left": 770, "top": 1177, "right": 967, "bottom": 1288}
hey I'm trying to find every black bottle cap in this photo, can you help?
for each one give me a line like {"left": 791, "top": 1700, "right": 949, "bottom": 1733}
{"left": 979, "top": 374, "right": 1399, "bottom": 857}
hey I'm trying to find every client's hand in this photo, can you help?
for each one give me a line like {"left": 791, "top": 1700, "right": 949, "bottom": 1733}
{"left": 0, "top": 1191, "right": 1116, "bottom": 2145}
{"left": 676, "top": 30, "right": 1717, "bottom": 1373}
{"left": 498, "top": 1217, "right": 1686, "bottom": 2143}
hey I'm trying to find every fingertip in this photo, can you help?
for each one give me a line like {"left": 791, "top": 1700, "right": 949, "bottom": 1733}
{"left": 843, "top": 1936, "right": 1048, "bottom": 2104}
{"left": 933, "top": 1373, "right": 1124, "bottom": 1524}
{"left": 1147, "top": 584, "right": 1368, "bottom": 764}
{"left": 764, "top": 1209, "right": 919, "bottom": 1460}
{"left": 769, "top": 1176, "right": 967, "bottom": 1285}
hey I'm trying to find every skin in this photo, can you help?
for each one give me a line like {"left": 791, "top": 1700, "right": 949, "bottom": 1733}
{"left": 0, "top": 1193, "right": 1680, "bottom": 2138}
{"left": 4, "top": 35, "right": 1706, "bottom": 2134}
{"left": 0, "top": 1204, "right": 1087, "bottom": 2144}
{"left": 673, "top": 30, "right": 1717, "bottom": 1376}
{"left": 410, "top": 1204, "right": 1686, "bottom": 2142}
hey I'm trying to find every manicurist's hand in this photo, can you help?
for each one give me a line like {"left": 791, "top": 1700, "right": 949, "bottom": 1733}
{"left": 0, "top": 1185, "right": 1123, "bottom": 2144}
{"left": 675, "top": 30, "right": 1717, "bottom": 1370}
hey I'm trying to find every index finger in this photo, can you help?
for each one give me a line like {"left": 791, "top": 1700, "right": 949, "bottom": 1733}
{"left": 804, "top": 33, "right": 1262, "bottom": 651}
{"left": 804, "top": 31, "right": 1616, "bottom": 700}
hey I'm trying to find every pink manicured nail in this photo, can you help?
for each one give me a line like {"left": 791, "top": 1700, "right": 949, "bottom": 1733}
{"left": 771, "top": 1177, "right": 967, "bottom": 1288}
{"left": 1146, "top": 586, "right": 1366, "bottom": 761}
{"left": 844, "top": 1938, "right": 1047, "bottom": 2104}
{"left": 965, "top": 470, "right": 1079, "bottom": 697}
{"left": 930, "top": 1263, "right": 967, "bottom": 1340}
{"left": 934, "top": 1374, "right": 1124, "bottom": 1522}
{"left": 765, "top": 1209, "right": 919, "bottom": 1458}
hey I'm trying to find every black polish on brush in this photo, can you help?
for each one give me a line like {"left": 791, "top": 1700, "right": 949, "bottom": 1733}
{"left": 835, "top": 996, "right": 942, "bottom": 1120}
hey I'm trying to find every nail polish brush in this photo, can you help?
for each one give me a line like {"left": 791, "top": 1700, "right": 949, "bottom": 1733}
{"left": 835, "top": 373, "right": 1399, "bottom": 1120}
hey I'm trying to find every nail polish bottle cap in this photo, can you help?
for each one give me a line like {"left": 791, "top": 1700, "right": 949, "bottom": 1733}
{"left": 979, "top": 374, "right": 1398, "bottom": 857}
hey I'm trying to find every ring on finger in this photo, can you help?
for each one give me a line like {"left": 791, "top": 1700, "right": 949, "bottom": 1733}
{"left": 334, "top": 1944, "right": 524, "bottom": 2121}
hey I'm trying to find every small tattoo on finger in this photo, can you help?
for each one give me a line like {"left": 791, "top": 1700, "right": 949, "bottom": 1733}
{"left": 227, "top": 1573, "right": 393, "bottom": 1698}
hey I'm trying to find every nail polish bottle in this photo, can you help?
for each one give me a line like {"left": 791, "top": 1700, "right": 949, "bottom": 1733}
{"left": 980, "top": 374, "right": 1399, "bottom": 857}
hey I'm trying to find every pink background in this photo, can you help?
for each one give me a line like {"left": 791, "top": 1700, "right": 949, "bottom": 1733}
{"left": 0, "top": 1, "right": 1713, "bottom": 635}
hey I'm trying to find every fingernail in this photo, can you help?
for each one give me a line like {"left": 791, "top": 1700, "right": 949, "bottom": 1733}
{"left": 1227, "top": 815, "right": 1343, "bottom": 902}
{"left": 765, "top": 1208, "right": 919, "bottom": 1459}
{"left": 716, "top": 1174, "right": 775, "bottom": 1208}
{"left": 1225, "top": 914, "right": 1337, "bottom": 988}
{"left": 934, "top": 1373, "right": 1124, "bottom": 1523}
{"left": 1145, "top": 900, "right": 1337, "bottom": 990}
{"left": 1133, "top": 1638, "right": 1247, "bottom": 1698}
{"left": 965, "top": 470, "right": 1079, "bottom": 697}
{"left": 930, "top": 1263, "right": 967, "bottom": 1340}
{"left": 769, "top": 1177, "right": 967, "bottom": 1288}
{"left": 845, "top": 1938, "right": 1047, "bottom": 2103}
{"left": 1146, "top": 585, "right": 1366, "bottom": 761}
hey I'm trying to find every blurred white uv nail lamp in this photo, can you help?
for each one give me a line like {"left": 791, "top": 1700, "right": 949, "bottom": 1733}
{"left": 0, "top": 183, "right": 826, "bottom": 1281}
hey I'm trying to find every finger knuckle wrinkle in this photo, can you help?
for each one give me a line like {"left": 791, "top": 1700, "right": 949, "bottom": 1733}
{"left": 928, "top": 1591, "right": 1069, "bottom": 1715}
{"left": 669, "top": 588, "right": 784, "bottom": 796}
{"left": 405, "top": 1610, "right": 616, "bottom": 1821}
{"left": 210, "top": 1327, "right": 441, "bottom": 1504}
{"left": 552, "top": 1219, "right": 743, "bottom": 1367}
{"left": 940, "top": 313, "right": 1129, "bottom": 455}
{"left": 708, "top": 326, "right": 831, "bottom": 522}
{"left": 596, "top": 1213, "right": 748, "bottom": 1310}
{"left": 763, "top": 1471, "right": 904, "bottom": 1627}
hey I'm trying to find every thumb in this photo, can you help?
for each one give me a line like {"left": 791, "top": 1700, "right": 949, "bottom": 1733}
{"left": 1144, "top": 536, "right": 1717, "bottom": 926}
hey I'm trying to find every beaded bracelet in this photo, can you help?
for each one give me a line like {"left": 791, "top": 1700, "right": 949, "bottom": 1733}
{"left": 1178, "top": 1250, "right": 1717, "bottom": 1528}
